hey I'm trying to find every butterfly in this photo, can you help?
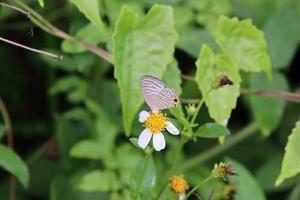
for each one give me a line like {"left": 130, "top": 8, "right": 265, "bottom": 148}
{"left": 140, "top": 75, "right": 179, "bottom": 111}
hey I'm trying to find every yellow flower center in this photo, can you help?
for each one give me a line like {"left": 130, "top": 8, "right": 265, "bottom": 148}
{"left": 169, "top": 176, "right": 189, "bottom": 194}
{"left": 144, "top": 112, "right": 167, "bottom": 134}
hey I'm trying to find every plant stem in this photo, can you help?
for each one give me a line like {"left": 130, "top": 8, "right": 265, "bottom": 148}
{"left": 182, "top": 89, "right": 300, "bottom": 104}
{"left": 155, "top": 138, "right": 185, "bottom": 199}
{"left": 184, "top": 175, "right": 213, "bottom": 199}
{"left": 178, "top": 122, "right": 259, "bottom": 172}
{"left": 190, "top": 98, "right": 204, "bottom": 127}
{"left": 11, "top": 0, "right": 113, "bottom": 63}
{"left": 0, "top": 97, "right": 16, "bottom": 200}
{"left": 0, "top": 2, "right": 29, "bottom": 16}
{"left": 0, "top": 36, "right": 63, "bottom": 60}
{"left": 241, "top": 89, "right": 300, "bottom": 103}
{"left": 181, "top": 74, "right": 195, "bottom": 82}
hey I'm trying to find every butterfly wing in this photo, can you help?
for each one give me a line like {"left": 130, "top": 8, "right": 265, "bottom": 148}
{"left": 140, "top": 75, "right": 179, "bottom": 111}
{"left": 140, "top": 75, "right": 165, "bottom": 111}
{"left": 155, "top": 88, "right": 179, "bottom": 110}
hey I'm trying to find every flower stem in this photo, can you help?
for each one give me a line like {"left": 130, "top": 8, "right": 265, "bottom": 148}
{"left": 190, "top": 98, "right": 204, "bottom": 127}
{"left": 155, "top": 138, "right": 185, "bottom": 199}
{"left": 0, "top": 97, "right": 16, "bottom": 200}
{"left": 184, "top": 175, "right": 213, "bottom": 199}
{"left": 178, "top": 122, "right": 259, "bottom": 172}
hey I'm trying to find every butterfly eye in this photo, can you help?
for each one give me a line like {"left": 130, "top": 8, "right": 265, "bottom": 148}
{"left": 173, "top": 98, "right": 178, "bottom": 103}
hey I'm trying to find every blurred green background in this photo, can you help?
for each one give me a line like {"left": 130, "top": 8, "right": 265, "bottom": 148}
{"left": 0, "top": 0, "right": 300, "bottom": 199}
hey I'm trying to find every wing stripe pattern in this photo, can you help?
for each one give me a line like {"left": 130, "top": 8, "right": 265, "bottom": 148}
{"left": 140, "top": 75, "right": 179, "bottom": 111}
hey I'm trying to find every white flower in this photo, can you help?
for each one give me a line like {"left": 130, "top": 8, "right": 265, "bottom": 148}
{"left": 137, "top": 110, "right": 179, "bottom": 151}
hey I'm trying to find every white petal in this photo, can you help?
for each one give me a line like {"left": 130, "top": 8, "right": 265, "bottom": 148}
{"left": 166, "top": 121, "right": 179, "bottom": 135}
{"left": 138, "top": 129, "right": 152, "bottom": 149}
{"left": 139, "top": 111, "right": 150, "bottom": 123}
{"left": 153, "top": 133, "right": 166, "bottom": 151}
{"left": 179, "top": 193, "right": 186, "bottom": 200}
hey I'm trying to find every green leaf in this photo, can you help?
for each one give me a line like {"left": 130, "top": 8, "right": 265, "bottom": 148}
{"left": 289, "top": 182, "right": 300, "bottom": 200}
{"left": 70, "top": 140, "right": 109, "bottom": 160}
{"left": 255, "top": 154, "right": 296, "bottom": 192}
{"left": 177, "top": 26, "right": 218, "bottom": 58}
{"left": 195, "top": 45, "right": 241, "bottom": 125}
{"left": 38, "top": 0, "right": 44, "bottom": 7}
{"left": 85, "top": 100, "right": 118, "bottom": 151}
{"left": 195, "top": 123, "right": 230, "bottom": 138}
{"left": 249, "top": 72, "right": 288, "bottom": 137}
{"left": 62, "top": 23, "right": 105, "bottom": 53}
{"left": 216, "top": 16, "right": 272, "bottom": 78}
{"left": 113, "top": 5, "right": 178, "bottom": 135}
{"left": 70, "top": 0, "right": 107, "bottom": 36}
{"left": 50, "top": 173, "right": 104, "bottom": 200}
{"left": 78, "top": 170, "right": 118, "bottom": 192}
{"left": 0, "top": 123, "right": 5, "bottom": 139}
{"left": 0, "top": 144, "right": 29, "bottom": 188}
{"left": 226, "top": 158, "right": 266, "bottom": 200}
{"left": 263, "top": 5, "right": 300, "bottom": 69}
{"left": 130, "top": 155, "right": 156, "bottom": 195}
{"left": 49, "top": 76, "right": 87, "bottom": 103}
{"left": 193, "top": 0, "right": 232, "bottom": 31}
{"left": 276, "top": 120, "right": 300, "bottom": 186}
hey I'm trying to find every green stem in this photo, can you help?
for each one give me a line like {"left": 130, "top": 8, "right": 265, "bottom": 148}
{"left": 184, "top": 175, "right": 213, "bottom": 199}
{"left": 155, "top": 138, "right": 185, "bottom": 199}
{"left": 178, "top": 122, "right": 259, "bottom": 172}
{"left": 190, "top": 98, "right": 204, "bottom": 127}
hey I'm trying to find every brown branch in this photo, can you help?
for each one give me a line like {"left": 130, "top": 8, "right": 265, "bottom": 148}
{"left": 0, "top": 36, "right": 63, "bottom": 60}
{"left": 181, "top": 89, "right": 300, "bottom": 104}
{"left": 241, "top": 89, "right": 300, "bottom": 103}
{"left": 0, "top": 2, "right": 29, "bottom": 16}
{"left": 11, "top": 0, "right": 113, "bottom": 63}
{"left": 181, "top": 74, "right": 195, "bottom": 81}
{"left": 0, "top": 97, "right": 14, "bottom": 148}
{"left": 0, "top": 97, "right": 16, "bottom": 200}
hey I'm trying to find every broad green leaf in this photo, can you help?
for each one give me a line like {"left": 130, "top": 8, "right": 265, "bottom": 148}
{"left": 289, "top": 182, "right": 300, "bottom": 200}
{"left": 130, "top": 155, "right": 156, "bottom": 195}
{"left": 0, "top": 144, "right": 29, "bottom": 188}
{"left": 263, "top": 5, "right": 300, "bottom": 69}
{"left": 226, "top": 158, "right": 266, "bottom": 200}
{"left": 85, "top": 100, "right": 118, "bottom": 151}
{"left": 78, "top": 170, "right": 118, "bottom": 192}
{"left": 62, "top": 23, "right": 105, "bottom": 53}
{"left": 195, "top": 45, "right": 241, "bottom": 125}
{"left": 249, "top": 72, "right": 288, "bottom": 137}
{"left": 173, "top": 6, "right": 193, "bottom": 26}
{"left": 49, "top": 76, "right": 87, "bottom": 103}
{"left": 255, "top": 154, "right": 296, "bottom": 192}
{"left": 177, "top": 26, "right": 218, "bottom": 58}
{"left": 0, "top": 123, "right": 5, "bottom": 139}
{"left": 276, "top": 120, "right": 300, "bottom": 186}
{"left": 38, "top": 0, "right": 44, "bottom": 7}
{"left": 50, "top": 173, "right": 104, "bottom": 200}
{"left": 70, "top": 0, "right": 107, "bottom": 35}
{"left": 55, "top": 115, "right": 84, "bottom": 167}
{"left": 113, "top": 5, "right": 178, "bottom": 135}
{"left": 70, "top": 140, "right": 109, "bottom": 159}
{"left": 195, "top": 123, "right": 230, "bottom": 138}
{"left": 216, "top": 16, "right": 272, "bottom": 78}
{"left": 162, "top": 59, "right": 185, "bottom": 119}
{"left": 193, "top": 0, "right": 232, "bottom": 31}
